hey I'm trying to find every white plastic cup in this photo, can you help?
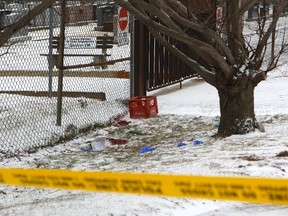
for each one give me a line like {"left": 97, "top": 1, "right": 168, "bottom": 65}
{"left": 91, "top": 137, "right": 106, "bottom": 151}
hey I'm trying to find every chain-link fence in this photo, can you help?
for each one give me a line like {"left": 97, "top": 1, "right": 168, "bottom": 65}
{"left": 0, "top": 0, "right": 131, "bottom": 157}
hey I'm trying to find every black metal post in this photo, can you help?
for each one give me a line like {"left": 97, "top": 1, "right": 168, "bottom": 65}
{"left": 56, "top": 0, "right": 66, "bottom": 126}
{"left": 48, "top": 6, "right": 54, "bottom": 98}
{"left": 133, "top": 19, "right": 147, "bottom": 96}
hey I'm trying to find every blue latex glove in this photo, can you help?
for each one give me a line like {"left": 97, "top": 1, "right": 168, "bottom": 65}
{"left": 193, "top": 140, "right": 203, "bottom": 145}
{"left": 139, "top": 146, "right": 156, "bottom": 153}
{"left": 177, "top": 142, "right": 187, "bottom": 147}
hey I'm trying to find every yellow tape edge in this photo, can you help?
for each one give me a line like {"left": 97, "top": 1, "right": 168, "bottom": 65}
{"left": 0, "top": 168, "right": 288, "bottom": 206}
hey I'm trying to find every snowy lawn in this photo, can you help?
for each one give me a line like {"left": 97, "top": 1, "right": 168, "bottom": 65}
{"left": 0, "top": 69, "right": 288, "bottom": 215}
{"left": 1, "top": 16, "right": 288, "bottom": 216}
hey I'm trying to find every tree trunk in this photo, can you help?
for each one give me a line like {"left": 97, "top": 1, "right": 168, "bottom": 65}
{"left": 217, "top": 78, "right": 256, "bottom": 136}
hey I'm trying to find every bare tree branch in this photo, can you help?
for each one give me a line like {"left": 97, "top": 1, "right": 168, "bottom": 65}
{"left": 253, "top": 0, "right": 288, "bottom": 66}
{"left": 117, "top": 0, "right": 288, "bottom": 89}
{"left": 239, "top": 0, "right": 258, "bottom": 17}
{"left": 0, "top": 0, "right": 58, "bottom": 47}
{"left": 116, "top": 0, "right": 234, "bottom": 80}
{"left": 0, "top": 41, "right": 17, "bottom": 56}
{"left": 154, "top": 0, "right": 235, "bottom": 66}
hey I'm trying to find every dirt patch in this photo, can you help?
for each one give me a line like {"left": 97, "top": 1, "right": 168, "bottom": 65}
{"left": 239, "top": 155, "right": 263, "bottom": 161}
{"left": 276, "top": 151, "right": 288, "bottom": 157}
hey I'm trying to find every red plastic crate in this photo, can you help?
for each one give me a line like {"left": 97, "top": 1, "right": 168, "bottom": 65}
{"left": 129, "top": 96, "right": 158, "bottom": 118}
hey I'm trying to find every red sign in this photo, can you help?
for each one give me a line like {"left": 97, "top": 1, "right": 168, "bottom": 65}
{"left": 118, "top": 8, "right": 128, "bottom": 31}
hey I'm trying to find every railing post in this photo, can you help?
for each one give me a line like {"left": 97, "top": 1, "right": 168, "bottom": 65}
{"left": 48, "top": 6, "right": 54, "bottom": 98}
{"left": 56, "top": 0, "right": 66, "bottom": 126}
{"left": 133, "top": 19, "right": 147, "bottom": 97}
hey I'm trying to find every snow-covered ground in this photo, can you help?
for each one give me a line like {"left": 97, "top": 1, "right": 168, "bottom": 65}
{"left": 0, "top": 66, "right": 288, "bottom": 215}
{"left": 1, "top": 15, "right": 288, "bottom": 216}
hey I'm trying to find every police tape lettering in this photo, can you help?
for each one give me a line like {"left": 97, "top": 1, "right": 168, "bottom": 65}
{"left": 0, "top": 168, "right": 287, "bottom": 205}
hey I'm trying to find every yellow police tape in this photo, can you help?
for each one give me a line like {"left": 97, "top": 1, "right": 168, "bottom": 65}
{"left": 0, "top": 168, "right": 287, "bottom": 205}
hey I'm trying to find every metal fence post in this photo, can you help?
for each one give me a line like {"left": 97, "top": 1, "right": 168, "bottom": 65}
{"left": 133, "top": 19, "right": 147, "bottom": 96}
{"left": 130, "top": 14, "right": 134, "bottom": 98}
{"left": 56, "top": 0, "right": 66, "bottom": 126}
{"left": 48, "top": 6, "right": 54, "bottom": 98}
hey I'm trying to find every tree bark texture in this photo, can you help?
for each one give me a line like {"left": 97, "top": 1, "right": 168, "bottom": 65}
{"left": 217, "top": 75, "right": 256, "bottom": 136}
